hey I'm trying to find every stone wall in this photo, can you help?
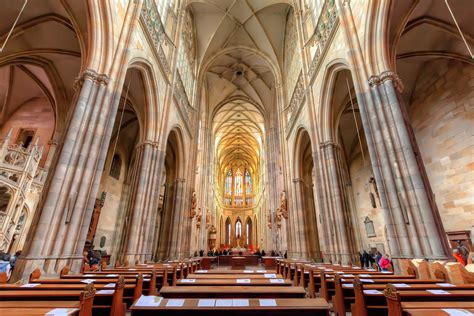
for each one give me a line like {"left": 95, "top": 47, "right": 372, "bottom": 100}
{"left": 408, "top": 59, "right": 474, "bottom": 236}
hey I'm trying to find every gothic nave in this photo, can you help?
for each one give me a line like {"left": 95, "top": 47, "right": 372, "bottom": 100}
{"left": 0, "top": 1, "right": 473, "bottom": 312}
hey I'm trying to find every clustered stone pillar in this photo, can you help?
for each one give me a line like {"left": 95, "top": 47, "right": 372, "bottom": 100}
{"left": 319, "top": 141, "right": 352, "bottom": 264}
{"left": 13, "top": 69, "right": 114, "bottom": 279}
{"left": 124, "top": 141, "right": 164, "bottom": 264}
{"left": 289, "top": 178, "right": 309, "bottom": 259}
{"left": 168, "top": 178, "right": 188, "bottom": 259}
{"left": 366, "top": 72, "right": 451, "bottom": 260}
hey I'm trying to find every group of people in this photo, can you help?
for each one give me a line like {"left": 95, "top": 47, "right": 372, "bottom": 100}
{"left": 359, "top": 250, "right": 391, "bottom": 271}
{"left": 453, "top": 240, "right": 470, "bottom": 266}
{"left": 0, "top": 250, "right": 21, "bottom": 280}
{"left": 195, "top": 249, "right": 288, "bottom": 258}
{"left": 82, "top": 247, "right": 102, "bottom": 271}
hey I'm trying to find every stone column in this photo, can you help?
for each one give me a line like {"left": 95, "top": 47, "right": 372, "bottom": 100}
{"left": 320, "top": 141, "right": 351, "bottom": 264}
{"left": 13, "top": 70, "right": 115, "bottom": 279}
{"left": 367, "top": 72, "right": 451, "bottom": 259}
{"left": 289, "top": 178, "right": 307, "bottom": 259}
{"left": 124, "top": 142, "right": 164, "bottom": 263}
{"left": 168, "top": 178, "right": 187, "bottom": 259}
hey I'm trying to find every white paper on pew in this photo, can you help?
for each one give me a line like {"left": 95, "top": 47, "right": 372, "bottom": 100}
{"left": 198, "top": 299, "right": 215, "bottom": 307}
{"left": 196, "top": 270, "right": 208, "bottom": 273}
{"left": 236, "top": 279, "right": 251, "bottom": 283}
{"left": 360, "top": 279, "right": 375, "bottom": 283}
{"left": 166, "top": 299, "right": 185, "bottom": 307}
{"left": 353, "top": 267, "right": 361, "bottom": 269}
{"left": 232, "top": 299, "right": 249, "bottom": 307}
{"left": 437, "top": 283, "right": 455, "bottom": 287}
{"left": 264, "top": 273, "right": 277, "bottom": 278}
{"left": 427, "top": 289, "right": 450, "bottom": 295}
{"left": 256, "top": 270, "right": 267, "bottom": 273}
{"left": 381, "top": 271, "right": 391, "bottom": 274}
{"left": 46, "top": 308, "right": 79, "bottom": 315}
{"left": 342, "top": 274, "right": 354, "bottom": 277}
{"left": 441, "top": 309, "right": 474, "bottom": 316}
{"left": 181, "top": 279, "right": 196, "bottom": 283}
{"left": 342, "top": 284, "right": 354, "bottom": 288}
{"left": 335, "top": 271, "right": 344, "bottom": 274}
{"left": 243, "top": 270, "right": 254, "bottom": 273}
{"left": 106, "top": 274, "right": 118, "bottom": 277}
{"left": 259, "top": 299, "right": 277, "bottom": 307}
{"left": 393, "top": 283, "right": 410, "bottom": 288}
{"left": 325, "top": 269, "right": 334, "bottom": 271}
{"left": 304, "top": 271, "right": 310, "bottom": 274}
{"left": 215, "top": 299, "right": 233, "bottom": 307}
{"left": 80, "top": 279, "right": 95, "bottom": 284}
{"left": 364, "top": 290, "right": 382, "bottom": 295}
{"left": 21, "top": 283, "right": 40, "bottom": 287}
{"left": 147, "top": 265, "right": 154, "bottom": 267}
{"left": 367, "top": 268, "right": 376, "bottom": 271}
{"left": 270, "top": 279, "right": 285, "bottom": 284}
{"left": 341, "top": 279, "right": 347, "bottom": 282}
{"left": 128, "top": 268, "right": 137, "bottom": 271}
{"left": 97, "top": 290, "right": 115, "bottom": 294}
{"left": 135, "top": 295, "right": 163, "bottom": 307}
{"left": 83, "top": 274, "right": 95, "bottom": 277}
{"left": 359, "top": 274, "right": 371, "bottom": 277}
{"left": 144, "top": 278, "right": 150, "bottom": 281}
{"left": 104, "top": 283, "right": 115, "bottom": 288}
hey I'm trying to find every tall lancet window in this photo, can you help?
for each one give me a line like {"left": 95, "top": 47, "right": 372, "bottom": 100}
{"left": 225, "top": 169, "right": 232, "bottom": 195}
{"left": 235, "top": 218, "right": 242, "bottom": 238}
{"left": 234, "top": 168, "right": 243, "bottom": 196}
{"left": 245, "top": 169, "right": 252, "bottom": 194}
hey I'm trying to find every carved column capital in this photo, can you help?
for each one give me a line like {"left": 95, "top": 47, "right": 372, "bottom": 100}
{"left": 319, "top": 141, "right": 338, "bottom": 149}
{"left": 368, "top": 71, "right": 404, "bottom": 93}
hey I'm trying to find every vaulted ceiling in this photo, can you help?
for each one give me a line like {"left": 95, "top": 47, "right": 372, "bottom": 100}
{"left": 213, "top": 99, "right": 264, "bottom": 174}
{"left": 187, "top": 0, "right": 291, "bottom": 184}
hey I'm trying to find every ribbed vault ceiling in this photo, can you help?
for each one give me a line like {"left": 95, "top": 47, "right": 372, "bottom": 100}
{"left": 213, "top": 100, "right": 264, "bottom": 173}
{"left": 188, "top": 0, "right": 291, "bottom": 183}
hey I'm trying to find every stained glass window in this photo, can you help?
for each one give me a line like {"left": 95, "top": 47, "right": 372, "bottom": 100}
{"left": 245, "top": 169, "right": 252, "bottom": 194}
{"left": 236, "top": 219, "right": 242, "bottom": 237}
{"left": 234, "top": 168, "right": 243, "bottom": 196}
{"left": 225, "top": 169, "right": 232, "bottom": 195}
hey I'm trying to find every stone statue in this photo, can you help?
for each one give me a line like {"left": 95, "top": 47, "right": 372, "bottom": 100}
{"left": 276, "top": 208, "right": 283, "bottom": 229}
{"left": 267, "top": 209, "right": 272, "bottom": 229}
{"left": 196, "top": 208, "right": 202, "bottom": 229}
{"left": 205, "top": 209, "right": 211, "bottom": 229}
{"left": 190, "top": 191, "right": 197, "bottom": 218}
{"left": 280, "top": 191, "right": 288, "bottom": 219}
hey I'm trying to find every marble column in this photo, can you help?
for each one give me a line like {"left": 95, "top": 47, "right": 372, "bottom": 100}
{"left": 13, "top": 69, "right": 115, "bottom": 279}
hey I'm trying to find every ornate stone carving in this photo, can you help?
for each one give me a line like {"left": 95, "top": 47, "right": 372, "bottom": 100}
{"left": 307, "top": 0, "right": 339, "bottom": 80}
{"left": 285, "top": 73, "right": 306, "bottom": 132}
{"left": 279, "top": 191, "right": 288, "bottom": 219}
{"left": 190, "top": 191, "right": 197, "bottom": 219}
{"left": 205, "top": 209, "right": 211, "bottom": 229}
{"left": 368, "top": 71, "right": 404, "bottom": 93}
{"left": 140, "top": 0, "right": 171, "bottom": 76}
{"left": 196, "top": 208, "right": 202, "bottom": 229}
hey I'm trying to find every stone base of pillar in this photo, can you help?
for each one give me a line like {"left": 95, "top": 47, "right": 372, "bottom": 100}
{"left": 11, "top": 255, "right": 83, "bottom": 283}
{"left": 124, "top": 253, "right": 153, "bottom": 265}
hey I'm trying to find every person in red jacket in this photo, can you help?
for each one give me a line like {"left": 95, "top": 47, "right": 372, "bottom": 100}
{"left": 453, "top": 248, "right": 466, "bottom": 266}
{"left": 379, "top": 254, "right": 391, "bottom": 271}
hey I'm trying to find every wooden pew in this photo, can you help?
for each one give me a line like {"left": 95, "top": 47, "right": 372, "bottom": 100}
{"left": 0, "top": 277, "right": 125, "bottom": 316}
{"left": 175, "top": 278, "right": 292, "bottom": 286}
{"left": 385, "top": 283, "right": 474, "bottom": 316}
{"left": 351, "top": 277, "right": 474, "bottom": 316}
{"left": 187, "top": 273, "right": 284, "bottom": 279}
{"left": 130, "top": 297, "right": 330, "bottom": 316}
{"left": 332, "top": 275, "right": 474, "bottom": 316}
{"left": 159, "top": 285, "right": 306, "bottom": 298}
{"left": 0, "top": 283, "right": 95, "bottom": 316}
